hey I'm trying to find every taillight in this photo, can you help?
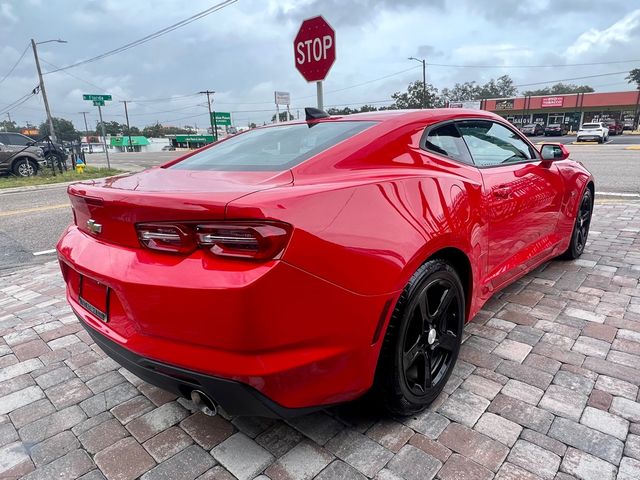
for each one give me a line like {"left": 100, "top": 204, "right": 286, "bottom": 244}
{"left": 135, "top": 221, "right": 291, "bottom": 260}
{"left": 137, "top": 223, "right": 197, "bottom": 254}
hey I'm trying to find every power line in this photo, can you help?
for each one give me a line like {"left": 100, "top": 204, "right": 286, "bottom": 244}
{"left": 0, "top": 92, "right": 37, "bottom": 116}
{"left": 427, "top": 59, "right": 640, "bottom": 69}
{"left": 0, "top": 43, "right": 30, "bottom": 85}
{"left": 514, "top": 70, "right": 629, "bottom": 88}
{"left": 43, "top": 0, "right": 237, "bottom": 74}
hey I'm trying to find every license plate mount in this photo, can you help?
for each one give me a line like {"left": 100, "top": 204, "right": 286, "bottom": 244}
{"left": 79, "top": 275, "right": 109, "bottom": 322}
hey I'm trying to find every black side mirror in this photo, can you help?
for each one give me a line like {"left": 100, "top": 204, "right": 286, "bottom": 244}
{"left": 540, "top": 143, "right": 569, "bottom": 161}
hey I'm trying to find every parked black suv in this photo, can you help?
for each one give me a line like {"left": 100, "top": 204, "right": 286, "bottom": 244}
{"left": 0, "top": 132, "right": 68, "bottom": 167}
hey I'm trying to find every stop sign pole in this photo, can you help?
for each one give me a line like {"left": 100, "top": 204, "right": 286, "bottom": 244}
{"left": 293, "top": 16, "right": 336, "bottom": 110}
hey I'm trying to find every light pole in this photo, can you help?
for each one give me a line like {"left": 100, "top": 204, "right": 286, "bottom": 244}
{"left": 199, "top": 90, "right": 218, "bottom": 142}
{"left": 31, "top": 39, "right": 66, "bottom": 142}
{"left": 408, "top": 57, "right": 427, "bottom": 109}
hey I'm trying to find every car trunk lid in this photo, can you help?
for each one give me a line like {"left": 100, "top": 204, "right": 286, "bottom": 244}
{"left": 68, "top": 168, "right": 293, "bottom": 248}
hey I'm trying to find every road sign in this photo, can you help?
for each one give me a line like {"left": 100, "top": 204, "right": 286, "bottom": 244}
{"left": 83, "top": 94, "right": 112, "bottom": 102}
{"left": 92, "top": 100, "right": 105, "bottom": 106}
{"left": 212, "top": 112, "right": 231, "bottom": 126}
{"left": 275, "top": 91, "right": 290, "bottom": 106}
{"left": 293, "top": 16, "right": 336, "bottom": 83}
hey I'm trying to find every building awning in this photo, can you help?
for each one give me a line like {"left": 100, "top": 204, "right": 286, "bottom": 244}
{"left": 110, "top": 136, "right": 150, "bottom": 147}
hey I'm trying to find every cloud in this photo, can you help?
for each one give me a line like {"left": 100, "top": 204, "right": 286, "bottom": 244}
{"left": 0, "top": 2, "right": 17, "bottom": 22}
{"left": 565, "top": 9, "right": 640, "bottom": 57}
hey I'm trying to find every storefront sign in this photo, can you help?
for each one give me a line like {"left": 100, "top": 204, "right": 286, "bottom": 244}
{"left": 541, "top": 96, "right": 564, "bottom": 108}
{"left": 495, "top": 99, "right": 514, "bottom": 110}
{"left": 448, "top": 100, "right": 481, "bottom": 110}
{"left": 274, "top": 91, "right": 291, "bottom": 105}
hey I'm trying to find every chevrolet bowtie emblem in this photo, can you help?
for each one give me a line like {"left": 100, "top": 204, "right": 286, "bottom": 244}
{"left": 86, "top": 219, "right": 102, "bottom": 234}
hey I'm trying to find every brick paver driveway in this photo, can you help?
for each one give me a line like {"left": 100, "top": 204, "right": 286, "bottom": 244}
{"left": 1, "top": 200, "right": 639, "bottom": 480}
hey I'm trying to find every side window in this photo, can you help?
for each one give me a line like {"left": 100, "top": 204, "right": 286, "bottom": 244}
{"left": 9, "top": 134, "right": 30, "bottom": 146}
{"left": 457, "top": 120, "right": 537, "bottom": 167}
{"left": 422, "top": 123, "right": 471, "bottom": 164}
{"left": 0, "top": 134, "right": 8, "bottom": 145}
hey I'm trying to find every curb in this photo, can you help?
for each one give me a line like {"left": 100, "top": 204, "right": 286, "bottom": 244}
{"left": 0, "top": 180, "right": 78, "bottom": 195}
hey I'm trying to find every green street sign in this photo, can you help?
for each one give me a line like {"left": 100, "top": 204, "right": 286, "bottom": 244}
{"left": 93, "top": 100, "right": 105, "bottom": 106}
{"left": 212, "top": 112, "right": 231, "bottom": 126}
{"left": 83, "top": 94, "right": 112, "bottom": 102}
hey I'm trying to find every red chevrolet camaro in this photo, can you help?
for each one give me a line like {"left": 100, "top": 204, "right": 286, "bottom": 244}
{"left": 57, "top": 108, "right": 594, "bottom": 417}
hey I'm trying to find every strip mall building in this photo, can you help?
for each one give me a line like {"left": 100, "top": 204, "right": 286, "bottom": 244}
{"left": 480, "top": 90, "right": 640, "bottom": 131}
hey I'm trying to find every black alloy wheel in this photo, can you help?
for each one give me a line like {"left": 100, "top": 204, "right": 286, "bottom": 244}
{"left": 563, "top": 188, "right": 593, "bottom": 259}
{"left": 376, "top": 259, "right": 464, "bottom": 415}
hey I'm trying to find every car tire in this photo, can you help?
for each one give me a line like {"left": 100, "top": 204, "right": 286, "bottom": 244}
{"left": 12, "top": 157, "right": 37, "bottom": 177}
{"left": 561, "top": 188, "right": 593, "bottom": 260}
{"left": 375, "top": 259, "right": 464, "bottom": 416}
{"left": 598, "top": 137, "right": 603, "bottom": 144}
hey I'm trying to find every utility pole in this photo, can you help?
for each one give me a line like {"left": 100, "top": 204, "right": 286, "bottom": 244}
{"left": 408, "top": 57, "right": 427, "bottom": 108}
{"left": 120, "top": 101, "right": 134, "bottom": 152}
{"left": 97, "top": 105, "right": 110, "bottom": 169}
{"left": 31, "top": 39, "right": 65, "bottom": 142}
{"left": 79, "top": 111, "right": 92, "bottom": 153}
{"left": 199, "top": 90, "right": 218, "bottom": 142}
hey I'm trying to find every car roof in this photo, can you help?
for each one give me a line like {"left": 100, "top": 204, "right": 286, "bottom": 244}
{"left": 335, "top": 108, "right": 500, "bottom": 122}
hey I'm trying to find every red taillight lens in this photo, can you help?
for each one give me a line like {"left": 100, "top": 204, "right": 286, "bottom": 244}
{"left": 136, "top": 221, "right": 291, "bottom": 260}
{"left": 137, "top": 223, "right": 196, "bottom": 254}
{"left": 196, "top": 223, "right": 291, "bottom": 259}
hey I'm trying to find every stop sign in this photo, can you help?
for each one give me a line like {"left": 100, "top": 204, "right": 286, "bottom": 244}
{"left": 293, "top": 16, "right": 336, "bottom": 82}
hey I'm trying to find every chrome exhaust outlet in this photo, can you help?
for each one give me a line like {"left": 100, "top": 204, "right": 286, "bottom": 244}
{"left": 190, "top": 389, "right": 218, "bottom": 416}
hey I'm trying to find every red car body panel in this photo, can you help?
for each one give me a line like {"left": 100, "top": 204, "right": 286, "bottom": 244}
{"left": 57, "top": 109, "right": 593, "bottom": 412}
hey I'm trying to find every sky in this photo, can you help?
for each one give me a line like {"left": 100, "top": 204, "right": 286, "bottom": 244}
{"left": 1, "top": 0, "right": 639, "bottom": 130}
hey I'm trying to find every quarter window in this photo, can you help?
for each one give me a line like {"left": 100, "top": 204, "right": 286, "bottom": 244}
{"left": 458, "top": 120, "right": 536, "bottom": 167}
{"left": 423, "top": 123, "right": 470, "bottom": 164}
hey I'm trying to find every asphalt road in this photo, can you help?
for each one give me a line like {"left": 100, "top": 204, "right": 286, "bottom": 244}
{"left": 0, "top": 145, "right": 638, "bottom": 271}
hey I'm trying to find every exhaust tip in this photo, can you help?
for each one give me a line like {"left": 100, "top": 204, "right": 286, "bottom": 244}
{"left": 190, "top": 389, "right": 218, "bottom": 416}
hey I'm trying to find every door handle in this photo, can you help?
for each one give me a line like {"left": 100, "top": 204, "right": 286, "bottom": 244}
{"left": 493, "top": 187, "right": 511, "bottom": 199}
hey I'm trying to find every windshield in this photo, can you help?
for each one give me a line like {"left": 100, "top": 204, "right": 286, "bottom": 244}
{"left": 582, "top": 124, "right": 600, "bottom": 129}
{"left": 171, "top": 121, "right": 376, "bottom": 171}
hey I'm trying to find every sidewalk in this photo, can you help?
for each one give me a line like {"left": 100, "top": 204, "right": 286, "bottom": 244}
{"left": 0, "top": 201, "right": 639, "bottom": 480}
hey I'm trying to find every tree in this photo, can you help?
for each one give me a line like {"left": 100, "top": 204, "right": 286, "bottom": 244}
{"left": 142, "top": 122, "right": 163, "bottom": 138}
{"left": 249, "top": 122, "right": 257, "bottom": 129}
{"left": 523, "top": 83, "right": 594, "bottom": 96}
{"left": 96, "top": 121, "right": 125, "bottom": 136}
{"left": 39, "top": 117, "right": 80, "bottom": 141}
{"left": 440, "top": 75, "right": 518, "bottom": 102}
{"left": 627, "top": 68, "right": 640, "bottom": 90}
{"left": 0, "top": 120, "right": 20, "bottom": 132}
{"left": 128, "top": 126, "right": 141, "bottom": 135}
{"left": 270, "top": 111, "right": 293, "bottom": 123}
{"left": 391, "top": 81, "right": 442, "bottom": 109}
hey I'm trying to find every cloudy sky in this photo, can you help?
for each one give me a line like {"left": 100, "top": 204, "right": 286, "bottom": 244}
{"left": 1, "top": 0, "right": 639, "bottom": 130}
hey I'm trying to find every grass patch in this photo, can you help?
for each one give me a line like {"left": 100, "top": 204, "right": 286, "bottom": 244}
{"left": 0, "top": 167, "right": 126, "bottom": 190}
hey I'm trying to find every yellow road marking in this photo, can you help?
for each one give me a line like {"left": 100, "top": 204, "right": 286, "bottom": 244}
{"left": 624, "top": 145, "right": 640, "bottom": 150}
{"left": 0, "top": 203, "right": 69, "bottom": 217}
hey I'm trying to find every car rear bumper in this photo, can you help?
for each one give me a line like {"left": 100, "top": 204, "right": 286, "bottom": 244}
{"left": 78, "top": 316, "right": 320, "bottom": 417}
{"left": 57, "top": 225, "right": 392, "bottom": 412}
{"left": 577, "top": 135, "right": 603, "bottom": 141}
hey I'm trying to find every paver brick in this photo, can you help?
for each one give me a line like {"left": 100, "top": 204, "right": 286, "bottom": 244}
{"left": 256, "top": 422, "right": 303, "bottom": 458}
{"left": 45, "top": 377, "right": 92, "bottom": 409}
{"left": 438, "top": 422, "right": 509, "bottom": 472}
{"left": 126, "top": 401, "right": 189, "bottom": 443}
{"left": 408, "top": 434, "right": 451, "bottom": 463}
{"left": 315, "top": 460, "right": 366, "bottom": 480}
{"left": 18, "top": 405, "right": 87, "bottom": 444}
{"left": 494, "top": 462, "right": 541, "bottom": 480}
{"left": 400, "top": 409, "right": 449, "bottom": 439}
{"left": 560, "top": 447, "right": 617, "bottom": 480}
{"left": 21, "top": 449, "right": 94, "bottom": 480}
{"left": 0, "top": 385, "right": 44, "bottom": 415}
{"left": 0, "top": 441, "right": 35, "bottom": 478}
{"left": 110, "top": 395, "right": 155, "bottom": 424}
{"left": 488, "top": 394, "right": 554, "bottom": 433}
{"left": 474, "top": 412, "right": 522, "bottom": 447}
{"left": 587, "top": 389, "right": 613, "bottom": 410}
{"left": 625, "top": 434, "right": 640, "bottom": 461}
{"left": 385, "top": 444, "right": 441, "bottom": 480}
{"left": 212, "top": 432, "right": 274, "bottom": 480}
{"left": 548, "top": 417, "right": 624, "bottom": 465}
{"left": 437, "top": 388, "right": 489, "bottom": 427}
{"left": 538, "top": 385, "right": 588, "bottom": 421}
{"left": 506, "top": 440, "right": 560, "bottom": 480}
{"left": 519, "top": 428, "right": 566, "bottom": 457}
{"left": 8, "top": 398, "right": 55, "bottom": 429}
{"left": 326, "top": 429, "right": 392, "bottom": 477}
{"left": 266, "top": 440, "right": 333, "bottom": 480}
{"left": 619, "top": 456, "right": 640, "bottom": 480}
{"left": 30, "top": 430, "right": 80, "bottom": 467}
{"left": 595, "top": 375, "right": 638, "bottom": 399}
{"left": 460, "top": 374, "right": 502, "bottom": 400}
{"left": 500, "top": 379, "right": 544, "bottom": 405}
{"left": 610, "top": 397, "right": 640, "bottom": 422}
{"left": 94, "top": 437, "right": 155, "bottom": 480}
{"left": 580, "top": 406, "right": 629, "bottom": 440}
{"left": 286, "top": 412, "right": 343, "bottom": 445}
{"left": 140, "top": 445, "right": 214, "bottom": 480}
{"left": 496, "top": 360, "right": 554, "bottom": 390}
{"left": 366, "top": 419, "right": 414, "bottom": 453}
{"left": 179, "top": 411, "right": 234, "bottom": 450}
{"left": 79, "top": 418, "right": 129, "bottom": 454}
{"left": 438, "top": 453, "right": 493, "bottom": 480}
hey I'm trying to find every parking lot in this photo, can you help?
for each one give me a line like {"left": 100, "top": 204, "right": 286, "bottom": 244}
{"left": 0, "top": 198, "right": 639, "bottom": 479}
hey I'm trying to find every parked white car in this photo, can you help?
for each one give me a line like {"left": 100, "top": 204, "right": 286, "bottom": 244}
{"left": 576, "top": 122, "right": 609, "bottom": 143}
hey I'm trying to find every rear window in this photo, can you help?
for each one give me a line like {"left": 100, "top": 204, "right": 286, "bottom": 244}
{"left": 582, "top": 124, "right": 599, "bottom": 129}
{"left": 171, "top": 121, "right": 376, "bottom": 171}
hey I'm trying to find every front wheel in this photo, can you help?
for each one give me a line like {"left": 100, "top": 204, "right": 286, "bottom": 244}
{"left": 562, "top": 188, "right": 593, "bottom": 259}
{"left": 375, "top": 259, "right": 464, "bottom": 416}
{"left": 12, "top": 158, "right": 37, "bottom": 177}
